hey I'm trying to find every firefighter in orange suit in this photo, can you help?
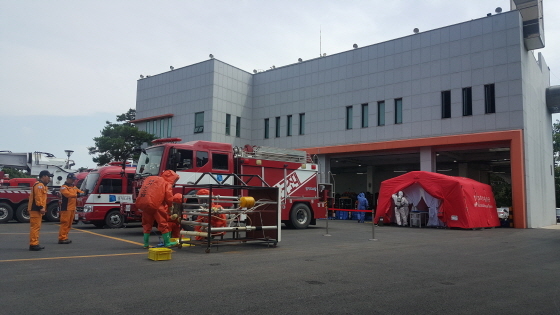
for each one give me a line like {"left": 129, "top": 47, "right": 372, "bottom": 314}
{"left": 58, "top": 173, "right": 84, "bottom": 244}
{"left": 28, "top": 170, "right": 53, "bottom": 251}
{"left": 140, "top": 170, "right": 180, "bottom": 248}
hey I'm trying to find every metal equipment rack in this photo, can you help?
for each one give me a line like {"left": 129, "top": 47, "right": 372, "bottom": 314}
{"left": 175, "top": 173, "right": 280, "bottom": 253}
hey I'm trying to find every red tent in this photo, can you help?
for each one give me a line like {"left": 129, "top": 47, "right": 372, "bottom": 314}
{"left": 375, "top": 171, "right": 500, "bottom": 229}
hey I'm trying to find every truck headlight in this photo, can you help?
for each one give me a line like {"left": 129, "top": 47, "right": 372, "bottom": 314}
{"left": 83, "top": 205, "right": 93, "bottom": 213}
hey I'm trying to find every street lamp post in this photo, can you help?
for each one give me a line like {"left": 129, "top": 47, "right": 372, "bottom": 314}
{"left": 64, "top": 150, "right": 74, "bottom": 169}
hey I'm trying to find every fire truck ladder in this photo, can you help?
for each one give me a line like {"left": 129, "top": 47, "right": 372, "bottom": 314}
{"left": 234, "top": 145, "right": 312, "bottom": 163}
{"left": 193, "top": 172, "right": 270, "bottom": 187}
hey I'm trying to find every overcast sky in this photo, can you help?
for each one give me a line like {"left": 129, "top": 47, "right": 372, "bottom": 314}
{"left": 1, "top": 0, "right": 559, "bottom": 169}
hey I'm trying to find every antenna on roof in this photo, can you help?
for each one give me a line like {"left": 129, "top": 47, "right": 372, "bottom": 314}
{"left": 320, "top": 25, "right": 322, "bottom": 57}
{"left": 495, "top": 7, "right": 502, "bottom": 13}
{"left": 413, "top": 28, "right": 419, "bottom": 34}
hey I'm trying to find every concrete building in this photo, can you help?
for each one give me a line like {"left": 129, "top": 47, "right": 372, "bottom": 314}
{"left": 133, "top": 1, "right": 559, "bottom": 228}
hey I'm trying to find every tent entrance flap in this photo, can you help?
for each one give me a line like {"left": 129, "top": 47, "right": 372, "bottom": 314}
{"left": 402, "top": 183, "right": 444, "bottom": 227}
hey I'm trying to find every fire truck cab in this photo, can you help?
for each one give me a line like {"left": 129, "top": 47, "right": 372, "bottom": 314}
{"left": 129, "top": 139, "right": 330, "bottom": 229}
{"left": 77, "top": 165, "right": 136, "bottom": 228}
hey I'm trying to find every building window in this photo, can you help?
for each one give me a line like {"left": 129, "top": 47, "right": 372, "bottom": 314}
{"left": 462, "top": 87, "right": 472, "bottom": 116}
{"left": 194, "top": 112, "right": 204, "bottom": 133}
{"left": 361, "top": 103, "right": 369, "bottom": 128}
{"left": 264, "top": 118, "right": 270, "bottom": 139}
{"left": 235, "top": 116, "right": 241, "bottom": 137}
{"left": 167, "top": 118, "right": 172, "bottom": 137}
{"left": 441, "top": 91, "right": 451, "bottom": 119}
{"left": 377, "top": 101, "right": 385, "bottom": 126}
{"left": 275, "top": 116, "right": 281, "bottom": 138}
{"left": 484, "top": 84, "right": 495, "bottom": 114}
{"left": 394, "top": 99, "right": 403, "bottom": 124}
{"left": 142, "top": 117, "right": 172, "bottom": 138}
{"left": 299, "top": 113, "right": 305, "bottom": 135}
{"left": 287, "top": 115, "right": 292, "bottom": 136}
{"left": 346, "top": 106, "right": 353, "bottom": 130}
{"left": 225, "top": 114, "right": 231, "bottom": 135}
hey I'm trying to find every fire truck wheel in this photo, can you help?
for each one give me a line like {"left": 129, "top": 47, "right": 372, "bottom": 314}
{"left": 0, "top": 203, "right": 14, "bottom": 223}
{"left": 45, "top": 203, "right": 60, "bottom": 222}
{"left": 15, "top": 203, "right": 30, "bottom": 223}
{"left": 105, "top": 210, "right": 124, "bottom": 228}
{"left": 290, "top": 203, "right": 311, "bottom": 229}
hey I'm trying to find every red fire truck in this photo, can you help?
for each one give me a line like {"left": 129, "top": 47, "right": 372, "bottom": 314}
{"left": 0, "top": 184, "right": 60, "bottom": 223}
{"left": 0, "top": 174, "right": 37, "bottom": 188}
{"left": 121, "top": 139, "right": 331, "bottom": 229}
{"left": 0, "top": 151, "right": 79, "bottom": 223}
{"left": 76, "top": 164, "right": 136, "bottom": 228}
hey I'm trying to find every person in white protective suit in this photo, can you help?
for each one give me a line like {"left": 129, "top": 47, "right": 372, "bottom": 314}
{"left": 392, "top": 191, "right": 409, "bottom": 226}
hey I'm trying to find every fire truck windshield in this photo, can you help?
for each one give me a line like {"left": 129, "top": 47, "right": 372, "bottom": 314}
{"left": 80, "top": 172, "right": 100, "bottom": 194}
{"left": 137, "top": 146, "right": 164, "bottom": 176}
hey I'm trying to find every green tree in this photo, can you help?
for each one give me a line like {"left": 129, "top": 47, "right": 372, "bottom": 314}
{"left": 0, "top": 167, "right": 33, "bottom": 178}
{"left": 489, "top": 173, "right": 512, "bottom": 207}
{"left": 116, "top": 108, "right": 137, "bottom": 123}
{"left": 88, "top": 109, "right": 157, "bottom": 165}
{"left": 553, "top": 120, "right": 560, "bottom": 163}
{"left": 554, "top": 120, "right": 560, "bottom": 207}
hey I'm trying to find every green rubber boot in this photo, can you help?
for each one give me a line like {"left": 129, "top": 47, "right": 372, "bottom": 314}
{"left": 162, "top": 232, "right": 177, "bottom": 248}
{"left": 143, "top": 233, "right": 150, "bottom": 249}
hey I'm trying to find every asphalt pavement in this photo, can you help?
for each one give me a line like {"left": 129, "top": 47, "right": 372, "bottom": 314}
{"left": 1, "top": 220, "right": 559, "bottom": 315}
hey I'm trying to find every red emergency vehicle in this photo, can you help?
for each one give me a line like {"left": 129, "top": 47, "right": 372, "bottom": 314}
{"left": 122, "top": 139, "right": 331, "bottom": 229}
{"left": 0, "top": 173, "right": 36, "bottom": 188}
{"left": 0, "top": 151, "right": 81, "bottom": 223}
{"left": 0, "top": 176, "right": 60, "bottom": 223}
{"left": 76, "top": 164, "right": 136, "bottom": 228}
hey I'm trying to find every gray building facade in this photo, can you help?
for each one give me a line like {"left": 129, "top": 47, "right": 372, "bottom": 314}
{"left": 134, "top": 5, "right": 558, "bottom": 228}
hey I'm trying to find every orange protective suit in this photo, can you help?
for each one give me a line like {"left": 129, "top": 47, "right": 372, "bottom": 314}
{"left": 194, "top": 189, "right": 228, "bottom": 240}
{"left": 139, "top": 170, "right": 179, "bottom": 234}
{"left": 58, "top": 183, "right": 84, "bottom": 241}
{"left": 168, "top": 214, "right": 181, "bottom": 238}
{"left": 167, "top": 193, "right": 183, "bottom": 238}
{"left": 28, "top": 181, "right": 48, "bottom": 246}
